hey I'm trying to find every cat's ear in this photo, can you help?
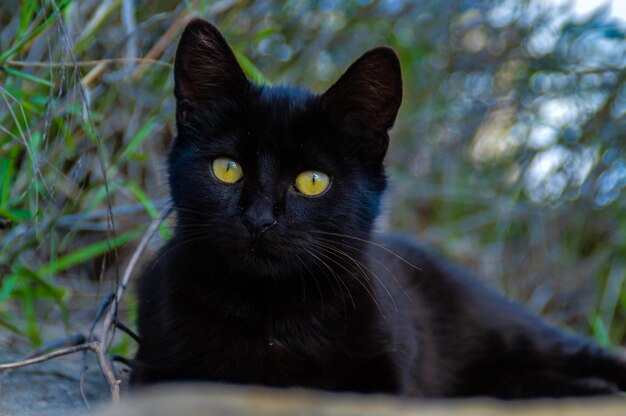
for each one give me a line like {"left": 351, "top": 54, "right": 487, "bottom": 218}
{"left": 174, "top": 19, "right": 248, "bottom": 117}
{"left": 321, "top": 47, "right": 402, "bottom": 135}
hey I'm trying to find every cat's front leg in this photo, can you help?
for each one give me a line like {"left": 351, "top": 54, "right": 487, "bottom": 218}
{"left": 455, "top": 328, "right": 626, "bottom": 397}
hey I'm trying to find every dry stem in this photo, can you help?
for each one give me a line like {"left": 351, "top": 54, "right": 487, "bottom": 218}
{"left": 0, "top": 342, "right": 98, "bottom": 371}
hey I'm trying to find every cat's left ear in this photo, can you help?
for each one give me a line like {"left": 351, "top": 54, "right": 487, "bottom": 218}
{"left": 321, "top": 47, "right": 402, "bottom": 156}
{"left": 174, "top": 19, "right": 249, "bottom": 119}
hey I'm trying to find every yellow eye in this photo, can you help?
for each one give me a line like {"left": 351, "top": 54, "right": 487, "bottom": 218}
{"left": 294, "top": 171, "right": 330, "bottom": 196}
{"left": 212, "top": 157, "right": 243, "bottom": 184}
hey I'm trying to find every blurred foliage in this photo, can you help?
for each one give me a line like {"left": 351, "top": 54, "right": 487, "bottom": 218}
{"left": 0, "top": 0, "right": 625, "bottom": 349}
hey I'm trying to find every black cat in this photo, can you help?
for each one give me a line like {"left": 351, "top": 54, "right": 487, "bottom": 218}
{"left": 131, "top": 19, "right": 626, "bottom": 397}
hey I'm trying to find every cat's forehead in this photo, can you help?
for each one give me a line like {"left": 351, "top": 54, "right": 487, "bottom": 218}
{"left": 241, "top": 85, "right": 327, "bottom": 149}
{"left": 189, "top": 83, "right": 333, "bottom": 170}
{"left": 252, "top": 84, "right": 318, "bottom": 120}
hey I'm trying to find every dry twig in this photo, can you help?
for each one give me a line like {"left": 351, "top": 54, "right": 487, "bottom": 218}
{"left": 0, "top": 342, "right": 98, "bottom": 371}
{"left": 6, "top": 58, "right": 172, "bottom": 68}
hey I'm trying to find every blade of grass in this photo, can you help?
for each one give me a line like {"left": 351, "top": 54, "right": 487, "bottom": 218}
{"left": 251, "top": 27, "right": 279, "bottom": 42}
{"left": 84, "top": 181, "right": 122, "bottom": 211}
{"left": 21, "top": 286, "right": 41, "bottom": 345}
{"left": 19, "top": 0, "right": 39, "bottom": 36}
{"left": 0, "top": 148, "right": 17, "bottom": 207}
{"left": 116, "top": 116, "right": 160, "bottom": 164}
{"left": 126, "top": 181, "right": 171, "bottom": 239}
{"left": 233, "top": 48, "right": 270, "bottom": 85}
{"left": 589, "top": 313, "right": 611, "bottom": 347}
{"left": 0, "top": 208, "right": 32, "bottom": 222}
{"left": 3, "top": 265, "right": 70, "bottom": 336}
{"left": 2, "top": 67, "right": 53, "bottom": 87}
{"left": 600, "top": 263, "right": 626, "bottom": 336}
{"left": 14, "top": 265, "right": 68, "bottom": 302}
{"left": 74, "top": 0, "right": 123, "bottom": 55}
{"left": 126, "top": 181, "right": 158, "bottom": 219}
{"left": 0, "top": 0, "right": 72, "bottom": 65}
{"left": 0, "top": 316, "right": 24, "bottom": 336}
{"left": 0, "top": 275, "right": 19, "bottom": 305}
{"left": 38, "top": 227, "right": 145, "bottom": 276}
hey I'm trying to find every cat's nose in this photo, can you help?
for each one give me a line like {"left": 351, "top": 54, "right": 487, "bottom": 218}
{"left": 242, "top": 210, "right": 277, "bottom": 236}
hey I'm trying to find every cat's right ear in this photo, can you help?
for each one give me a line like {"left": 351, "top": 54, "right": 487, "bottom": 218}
{"left": 174, "top": 19, "right": 249, "bottom": 120}
{"left": 320, "top": 47, "right": 402, "bottom": 164}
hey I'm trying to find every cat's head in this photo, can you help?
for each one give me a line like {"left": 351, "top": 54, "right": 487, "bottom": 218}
{"left": 168, "top": 19, "right": 402, "bottom": 277}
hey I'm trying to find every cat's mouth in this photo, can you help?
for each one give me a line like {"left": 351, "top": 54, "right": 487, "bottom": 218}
{"left": 216, "top": 231, "right": 313, "bottom": 277}
{"left": 247, "top": 244, "right": 275, "bottom": 260}
{"left": 228, "top": 238, "right": 302, "bottom": 276}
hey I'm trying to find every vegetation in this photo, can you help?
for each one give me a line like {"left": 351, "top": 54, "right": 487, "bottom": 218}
{"left": 1, "top": 0, "right": 625, "bottom": 352}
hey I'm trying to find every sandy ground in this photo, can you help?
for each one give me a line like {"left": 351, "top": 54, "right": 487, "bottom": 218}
{"left": 0, "top": 279, "right": 126, "bottom": 415}
{"left": 0, "top": 348, "right": 109, "bottom": 416}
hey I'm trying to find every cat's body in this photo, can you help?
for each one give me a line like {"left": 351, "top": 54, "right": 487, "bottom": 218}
{"left": 133, "top": 232, "right": 626, "bottom": 396}
{"left": 131, "top": 19, "right": 626, "bottom": 397}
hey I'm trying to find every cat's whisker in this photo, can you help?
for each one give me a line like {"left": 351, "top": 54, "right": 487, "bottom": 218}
{"left": 309, "top": 241, "right": 388, "bottom": 315}
{"left": 172, "top": 218, "right": 221, "bottom": 226}
{"left": 308, "top": 242, "right": 381, "bottom": 313}
{"left": 292, "top": 253, "right": 307, "bottom": 303}
{"left": 313, "top": 248, "right": 385, "bottom": 319}
{"left": 294, "top": 252, "right": 325, "bottom": 324}
{"left": 172, "top": 205, "right": 219, "bottom": 216}
{"left": 310, "top": 247, "right": 358, "bottom": 314}
{"left": 312, "top": 230, "right": 422, "bottom": 272}
{"left": 310, "top": 239, "right": 373, "bottom": 289}
{"left": 312, "top": 236, "right": 413, "bottom": 303}
{"left": 305, "top": 247, "right": 352, "bottom": 319}
{"left": 173, "top": 223, "right": 218, "bottom": 230}
{"left": 149, "top": 233, "right": 214, "bottom": 267}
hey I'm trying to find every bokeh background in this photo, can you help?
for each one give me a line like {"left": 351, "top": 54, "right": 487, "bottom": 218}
{"left": 0, "top": 0, "right": 625, "bottom": 354}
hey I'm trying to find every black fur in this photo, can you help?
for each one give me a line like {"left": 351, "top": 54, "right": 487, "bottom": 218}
{"left": 131, "top": 19, "right": 626, "bottom": 397}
